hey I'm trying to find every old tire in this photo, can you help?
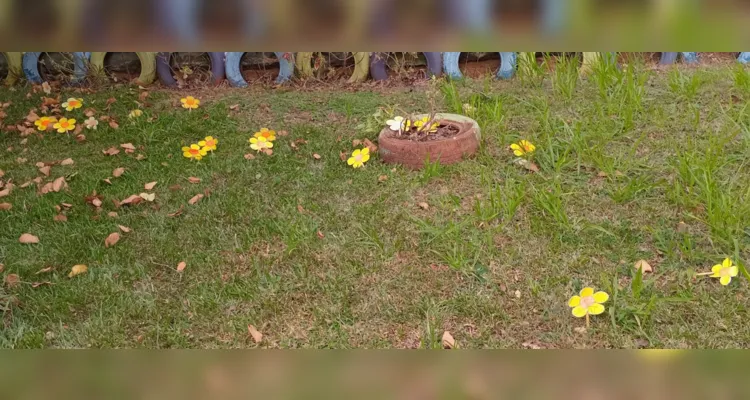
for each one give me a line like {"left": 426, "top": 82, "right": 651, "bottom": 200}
{"left": 443, "top": 52, "right": 516, "bottom": 80}
{"left": 226, "top": 52, "right": 293, "bottom": 87}
{"left": 295, "top": 52, "right": 370, "bottom": 83}
{"left": 89, "top": 52, "right": 157, "bottom": 85}
{"left": 23, "top": 52, "right": 90, "bottom": 84}
{"left": 156, "top": 52, "right": 225, "bottom": 87}
{"left": 3, "top": 52, "right": 22, "bottom": 85}
{"left": 369, "top": 52, "right": 442, "bottom": 81}
{"left": 739, "top": 53, "right": 750, "bottom": 64}
{"left": 378, "top": 113, "right": 481, "bottom": 170}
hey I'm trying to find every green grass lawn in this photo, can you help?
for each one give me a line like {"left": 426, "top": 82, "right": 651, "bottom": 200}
{"left": 2, "top": 58, "right": 750, "bottom": 349}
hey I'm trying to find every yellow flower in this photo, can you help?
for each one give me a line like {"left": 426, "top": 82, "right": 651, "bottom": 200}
{"left": 249, "top": 136, "right": 273, "bottom": 152}
{"left": 253, "top": 128, "right": 276, "bottom": 142}
{"left": 182, "top": 144, "right": 208, "bottom": 160}
{"left": 34, "top": 116, "right": 57, "bottom": 131}
{"left": 510, "top": 140, "right": 536, "bottom": 156}
{"left": 128, "top": 109, "right": 143, "bottom": 119}
{"left": 62, "top": 98, "right": 83, "bottom": 111}
{"left": 180, "top": 96, "right": 200, "bottom": 110}
{"left": 199, "top": 136, "right": 218, "bottom": 152}
{"left": 711, "top": 258, "right": 738, "bottom": 286}
{"left": 347, "top": 148, "right": 370, "bottom": 168}
{"left": 417, "top": 117, "right": 438, "bottom": 133}
{"left": 568, "top": 287, "right": 609, "bottom": 318}
{"left": 52, "top": 118, "right": 76, "bottom": 133}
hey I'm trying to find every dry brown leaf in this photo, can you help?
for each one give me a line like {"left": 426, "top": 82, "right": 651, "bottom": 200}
{"left": 92, "top": 198, "right": 103, "bottom": 208}
{"left": 107, "top": 211, "right": 118, "bottom": 218}
{"left": 52, "top": 177, "right": 66, "bottom": 192}
{"left": 25, "top": 109, "right": 39, "bottom": 122}
{"left": 229, "top": 104, "right": 240, "bottom": 111}
{"left": 0, "top": 203, "right": 11, "bottom": 210}
{"left": 103, "top": 147, "right": 120, "bottom": 156}
{"left": 38, "top": 165, "right": 51, "bottom": 176}
{"left": 109, "top": 120, "right": 120, "bottom": 129}
{"left": 84, "top": 108, "right": 96, "bottom": 117}
{"left": 168, "top": 205, "right": 184, "bottom": 217}
{"left": 277, "top": 130, "right": 288, "bottom": 137}
{"left": 169, "top": 184, "right": 181, "bottom": 191}
{"left": 442, "top": 331, "right": 456, "bottom": 349}
{"left": 363, "top": 138, "right": 378, "bottom": 153}
{"left": 104, "top": 232, "right": 120, "bottom": 248}
{"left": 112, "top": 167, "right": 125, "bottom": 178}
{"left": 103, "top": 178, "right": 112, "bottom": 185}
{"left": 378, "top": 175, "right": 388, "bottom": 183}
{"left": 263, "top": 149, "right": 273, "bottom": 156}
{"left": 188, "top": 193, "right": 204, "bottom": 205}
{"left": 41, "top": 81, "right": 51, "bottom": 94}
{"left": 4, "top": 273, "right": 20, "bottom": 288}
{"left": 313, "top": 153, "right": 321, "bottom": 160}
{"left": 514, "top": 159, "right": 540, "bottom": 173}
{"left": 19, "top": 233, "right": 39, "bottom": 244}
{"left": 36, "top": 267, "right": 53, "bottom": 275}
{"left": 53, "top": 214, "right": 67, "bottom": 222}
{"left": 118, "top": 225, "right": 131, "bottom": 233}
{"left": 176, "top": 261, "right": 186, "bottom": 272}
{"left": 247, "top": 325, "right": 263, "bottom": 343}
{"left": 139, "top": 91, "right": 150, "bottom": 102}
{"left": 244, "top": 153, "right": 255, "bottom": 160}
{"left": 418, "top": 202, "right": 430, "bottom": 210}
{"left": 120, "top": 143, "right": 136, "bottom": 151}
{"left": 317, "top": 230, "right": 325, "bottom": 239}
{"left": 75, "top": 134, "right": 86, "bottom": 143}
{"left": 352, "top": 139, "right": 362, "bottom": 147}
{"left": 61, "top": 202, "right": 72, "bottom": 209}
{"left": 187, "top": 177, "right": 201, "bottom": 184}
{"left": 297, "top": 204, "right": 306, "bottom": 214}
{"left": 31, "top": 281, "right": 53, "bottom": 288}
{"left": 0, "top": 169, "right": 4, "bottom": 178}
{"left": 42, "top": 96, "right": 59, "bottom": 106}
{"left": 119, "top": 195, "right": 142, "bottom": 206}
{"left": 634, "top": 260, "right": 653, "bottom": 273}
{"left": 136, "top": 154, "right": 146, "bottom": 161}
{"left": 60, "top": 158, "right": 74, "bottom": 166}
{"left": 144, "top": 181, "right": 157, "bottom": 190}
{"left": 0, "top": 188, "right": 10, "bottom": 198}
{"left": 68, "top": 264, "right": 87, "bottom": 278}
{"left": 105, "top": 97, "right": 117, "bottom": 110}
{"left": 339, "top": 151, "right": 347, "bottom": 162}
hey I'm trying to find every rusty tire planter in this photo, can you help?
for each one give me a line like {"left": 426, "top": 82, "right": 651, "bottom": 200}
{"left": 378, "top": 113, "right": 480, "bottom": 170}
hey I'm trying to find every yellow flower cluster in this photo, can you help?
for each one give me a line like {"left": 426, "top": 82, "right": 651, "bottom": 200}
{"left": 182, "top": 136, "right": 218, "bottom": 161}
{"left": 249, "top": 128, "right": 276, "bottom": 153}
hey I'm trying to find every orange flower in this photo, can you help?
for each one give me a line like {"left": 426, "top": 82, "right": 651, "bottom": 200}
{"left": 35, "top": 116, "right": 57, "bottom": 131}
{"left": 181, "top": 96, "right": 200, "bottom": 110}
{"left": 182, "top": 144, "right": 207, "bottom": 160}
{"left": 62, "top": 98, "right": 83, "bottom": 111}
{"left": 53, "top": 118, "right": 76, "bottom": 133}
{"left": 199, "top": 136, "right": 218, "bottom": 152}
{"left": 254, "top": 128, "right": 276, "bottom": 141}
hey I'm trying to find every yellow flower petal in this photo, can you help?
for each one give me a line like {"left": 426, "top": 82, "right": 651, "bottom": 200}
{"left": 250, "top": 144, "right": 260, "bottom": 150}
{"left": 572, "top": 306, "right": 587, "bottom": 318}
{"left": 347, "top": 157, "right": 355, "bottom": 166}
{"left": 181, "top": 146, "right": 190, "bottom": 152}
{"left": 513, "top": 150, "right": 524, "bottom": 157}
{"left": 183, "top": 151, "right": 192, "bottom": 158}
{"left": 593, "top": 292, "right": 609, "bottom": 304}
{"left": 723, "top": 258, "right": 733, "bottom": 268}
{"left": 198, "top": 141, "right": 206, "bottom": 147}
{"left": 720, "top": 275, "right": 732, "bottom": 286}
{"left": 266, "top": 142, "right": 273, "bottom": 149}
{"left": 588, "top": 303, "right": 605, "bottom": 315}
{"left": 579, "top": 287, "right": 594, "bottom": 297}
{"left": 190, "top": 144, "right": 200, "bottom": 150}
{"left": 711, "top": 265, "right": 723, "bottom": 277}
{"left": 352, "top": 149, "right": 361, "bottom": 157}
{"left": 510, "top": 144, "right": 521, "bottom": 150}
{"left": 361, "top": 148, "right": 370, "bottom": 155}
{"left": 728, "top": 266, "right": 739, "bottom": 277}
{"left": 361, "top": 153, "right": 370, "bottom": 163}
{"left": 568, "top": 296, "right": 581, "bottom": 308}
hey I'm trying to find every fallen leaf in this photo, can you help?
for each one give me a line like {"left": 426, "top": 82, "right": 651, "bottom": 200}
{"left": 339, "top": 152, "right": 347, "bottom": 162}
{"left": 363, "top": 138, "right": 378, "bottom": 153}
{"left": 92, "top": 198, "right": 103, "bottom": 208}
{"left": 42, "top": 81, "right": 51, "bottom": 94}
{"left": 522, "top": 342, "right": 543, "bottom": 350}
{"left": 118, "top": 225, "right": 131, "bottom": 233}
{"left": 35, "top": 267, "right": 53, "bottom": 275}
{"left": 297, "top": 204, "right": 306, "bottom": 214}
{"left": 634, "top": 260, "right": 653, "bottom": 273}
{"left": 139, "top": 91, "right": 150, "bottom": 102}
{"left": 136, "top": 154, "right": 146, "bottom": 161}
{"left": 31, "top": 282, "right": 53, "bottom": 288}
{"left": 53, "top": 214, "right": 67, "bottom": 222}
{"left": 16, "top": 157, "right": 27, "bottom": 164}
{"left": 75, "top": 134, "right": 86, "bottom": 143}
{"left": 38, "top": 165, "right": 51, "bottom": 176}
{"left": 109, "top": 120, "right": 120, "bottom": 129}
{"left": 107, "top": 212, "right": 118, "bottom": 218}
{"left": 0, "top": 188, "right": 9, "bottom": 198}
{"left": 60, "top": 158, "right": 74, "bottom": 166}
{"left": 229, "top": 104, "right": 240, "bottom": 111}
{"left": 442, "top": 331, "right": 456, "bottom": 349}
{"left": 244, "top": 153, "right": 255, "bottom": 160}
{"left": 68, "top": 264, "right": 88, "bottom": 278}
{"left": 0, "top": 203, "right": 11, "bottom": 210}
{"left": 514, "top": 290, "right": 522, "bottom": 299}
{"left": 119, "top": 195, "right": 142, "bottom": 206}
{"left": 20, "top": 138, "right": 27, "bottom": 145}
{"left": 61, "top": 202, "right": 72, "bottom": 209}
{"left": 139, "top": 193, "right": 155, "bottom": 202}
{"left": 247, "top": 325, "right": 263, "bottom": 343}
{"left": 105, "top": 97, "right": 117, "bottom": 110}
{"left": 168, "top": 205, "right": 184, "bottom": 217}
{"left": 176, "top": 262, "right": 186, "bottom": 272}
{"left": 120, "top": 143, "right": 135, "bottom": 152}
{"left": 42, "top": 96, "right": 59, "bottom": 106}
{"left": 378, "top": 175, "right": 388, "bottom": 183}
{"left": 574, "top": 327, "right": 588, "bottom": 334}
{"left": 112, "top": 167, "right": 125, "bottom": 178}
{"left": 352, "top": 139, "right": 362, "bottom": 147}
{"left": 317, "top": 230, "right": 325, "bottom": 239}
{"left": 313, "top": 153, "right": 321, "bottom": 160}
{"left": 104, "top": 232, "right": 120, "bottom": 248}
{"left": 0, "top": 169, "right": 3, "bottom": 178}
{"left": 169, "top": 184, "right": 181, "bottom": 191}
{"left": 144, "top": 181, "right": 157, "bottom": 190}
{"left": 103, "top": 178, "right": 112, "bottom": 185}
{"left": 4, "top": 273, "right": 20, "bottom": 288}
{"left": 19, "top": 233, "right": 39, "bottom": 244}
{"left": 418, "top": 202, "right": 429, "bottom": 210}
{"left": 514, "top": 158, "right": 540, "bottom": 173}
{"left": 51, "top": 177, "right": 66, "bottom": 192}
{"left": 263, "top": 149, "right": 273, "bottom": 156}
{"left": 277, "top": 130, "right": 288, "bottom": 137}
{"left": 188, "top": 194, "right": 204, "bottom": 205}
{"left": 103, "top": 147, "right": 120, "bottom": 156}
{"left": 84, "top": 108, "right": 96, "bottom": 117}
{"left": 25, "top": 109, "right": 39, "bottom": 122}
{"left": 187, "top": 177, "right": 201, "bottom": 184}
